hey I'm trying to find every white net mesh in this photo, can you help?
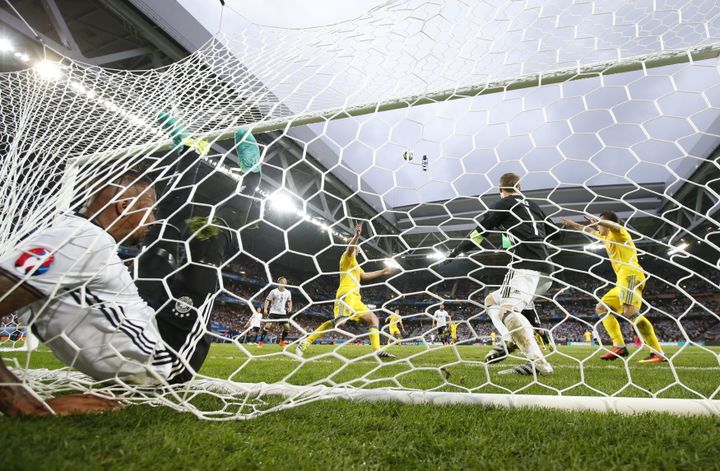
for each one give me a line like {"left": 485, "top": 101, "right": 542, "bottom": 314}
{"left": 1, "top": 0, "right": 720, "bottom": 418}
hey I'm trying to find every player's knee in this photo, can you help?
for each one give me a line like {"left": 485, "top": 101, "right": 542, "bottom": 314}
{"left": 498, "top": 304, "right": 514, "bottom": 323}
{"left": 365, "top": 311, "right": 379, "bottom": 325}
{"left": 484, "top": 294, "right": 496, "bottom": 307}
{"left": 595, "top": 303, "right": 607, "bottom": 316}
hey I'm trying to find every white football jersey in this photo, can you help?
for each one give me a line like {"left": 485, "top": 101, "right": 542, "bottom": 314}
{"left": 267, "top": 288, "right": 291, "bottom": 314}
{"left": 250, "top": 310, "right": 263, "bottom": 328}
{"left": 434, "top": 309, "right": 450, "bottom": 327}
{"left": 0, "top": 214, "right": 172, "bottom": 384}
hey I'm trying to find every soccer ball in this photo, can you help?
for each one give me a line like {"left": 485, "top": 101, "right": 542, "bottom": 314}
{"left": 403, "top": 150, "right": 413, "bottom": 161}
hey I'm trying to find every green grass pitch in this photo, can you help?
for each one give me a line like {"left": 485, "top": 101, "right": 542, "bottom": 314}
{"left": 2, "top": 343, "right": 719, "bottom": 469}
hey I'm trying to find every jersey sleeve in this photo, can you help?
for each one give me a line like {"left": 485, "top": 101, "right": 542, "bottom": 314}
{"left": 475, "top": 198, "right": 510, "bottom": 232}
{"left": 0, "top": 226, "right": 114, "bottom": 297}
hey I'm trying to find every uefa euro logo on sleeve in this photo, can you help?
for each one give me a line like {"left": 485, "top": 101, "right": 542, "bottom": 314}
{"left": 15, "top": 248, "right": 55, "bottom": 276}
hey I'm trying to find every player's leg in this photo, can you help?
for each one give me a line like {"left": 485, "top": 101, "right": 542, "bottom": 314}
{"left": 279, "top": 321, "right": 290, "bottom": 348}
{"left": 496, "top": 270, "right": 552, "bottom": 375}
{"left": 621, "top": 277, "right": 665, "bottom": 363}
{"left": 297, "top": 319, "right": 334, "bottom": 355}
{"left": 597, "top": 287, "right": 629, "bottom": 361}
{"left": 484, "top": 291, "right": 518, "bottom": 363}
{"left": 355, "top": 310, "right": 394, "bottom": 359}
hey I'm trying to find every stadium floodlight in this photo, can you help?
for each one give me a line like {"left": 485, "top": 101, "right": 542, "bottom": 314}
{"left": 19, "top": 54, "right": 30, "bottom": 62}
{"left": 426, "top": 250, "right": 446, "bottom": 260}
{"left": 34, "top": 60, "right": 61, "bottom": 81}
{"left": 384, "top": 258, "right": 401, "bottom": 269}
{"left": 269, "top": 192, "right": 297, "bottom": 213}
{"left": 0, "top": 38, "right": 13, "bottom": 52}
{"left": 668, "top": 242, "right": 690, "bottom": 255}
{"left": 585, "top": 242, "right": 604, "bottom": 251}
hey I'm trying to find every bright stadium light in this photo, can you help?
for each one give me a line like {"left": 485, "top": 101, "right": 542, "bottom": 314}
{"left": 34, "top": 60, "right": 61, "bottom": 81}
{"left": 426, "top": 250, "right": 446, "bottom": 260}
{"left": 585, "top": 242, "right": 604, "bottom": 251}
{"left": 668, "top": 241, "right": 689, "bottom": 255}
{"left": 0, "top": 38, "right": 13, "bottom": 52}
{"left": 269, "top": 192, "right": 297, "bottom": 213}
{"left": 384, "top": 258, "right": 401, "bottom": 269}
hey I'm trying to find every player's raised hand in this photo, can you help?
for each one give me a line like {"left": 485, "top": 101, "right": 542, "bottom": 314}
{"left": 583, "top": 214, "right": 599, "bottom": 226}
{"left": 560, "top": 218, "right": 576, "bottom": 227}
{"left": 354, "top": 222, "right": 363, "bottom": 237}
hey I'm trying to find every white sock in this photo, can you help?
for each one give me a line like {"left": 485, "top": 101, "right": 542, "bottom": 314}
{"left": 502, "top": 311, "right": 546, "bottom": 364}
{"left": 487, "top": 305, "right": 512, "bottom": 343}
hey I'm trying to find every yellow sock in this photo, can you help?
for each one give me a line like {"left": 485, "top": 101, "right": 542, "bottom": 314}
{"left": 602, "top": 314, "right": 625, "bottom": 347}
{"left": 306, "top": 320, "right": 334, "bottom": 345}
{"left": 369, "top": 326, "right": 380, "bottom": 351}
{"left": 634, "top": 315, "right": 663, "bottom": 354}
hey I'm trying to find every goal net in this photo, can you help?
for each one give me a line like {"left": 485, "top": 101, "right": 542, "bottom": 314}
{"left": 1, "top": 0, "right": 719, "bottom": 418}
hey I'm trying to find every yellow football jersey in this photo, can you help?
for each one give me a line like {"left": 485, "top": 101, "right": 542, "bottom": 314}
{"left": 388, "top": 313, "right": 401, "bottom": 327}
{"left": 584, "top": 331, "right": 592, "bottom": 342}
{"left": 596, "top": 227, "right": 643, "bottom": 276}
{"left": 449, "top": 322, "right": 458, "bottom": 337}
{"left": 337, "top": 251, "right": 364, "bottom": 297}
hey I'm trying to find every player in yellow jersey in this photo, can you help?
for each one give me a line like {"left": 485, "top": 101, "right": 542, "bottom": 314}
{"left": 490, "top": 331, "right": 497, "bottom": 345}
{"left": 563, "top": 211, "right": 666, "bottom": 363}
{"left": 449, "top": 320, "right": 458, "bottom": 344}
{"left": 385, "top": 309, "right": 405, "bottom": 345}
{"left": 297, "top": 223, "right": 397, "bottom": 358}
{"left": 584, "top": 330, "right": 592, "bottom": 344}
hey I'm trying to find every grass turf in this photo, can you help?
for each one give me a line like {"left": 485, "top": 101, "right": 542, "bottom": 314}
{"left": 2, "top": 343, "right": 719, "bottom": 470}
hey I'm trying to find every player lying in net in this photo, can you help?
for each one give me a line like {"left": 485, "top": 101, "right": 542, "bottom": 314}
{"left": 0, "top": 169, "right": 238, "bottom": 416}
{"left": 297, "top": 223, "right": 397, "bottom": 358}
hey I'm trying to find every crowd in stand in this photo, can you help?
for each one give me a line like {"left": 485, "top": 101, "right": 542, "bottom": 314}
{"left": 210, "top": 261, "right": 719, "bottom": 344}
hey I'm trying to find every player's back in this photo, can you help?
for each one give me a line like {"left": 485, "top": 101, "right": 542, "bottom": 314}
{"left": 0, "top": 214, "right": 167, "bottom": 382}
{"left": 491, "top": 195, "right": 553, "bottom": 274}
{"left": 598, "top": 227, "right": 643, "bottom": 276}
{"left": 337, "top": 251, "right": 364, "bottom": 297}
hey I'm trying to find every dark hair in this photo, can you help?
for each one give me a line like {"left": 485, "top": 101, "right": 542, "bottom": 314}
{"left": 278, "top": 276, "right": 287, "bottom": 282}
{"left": 599, "top": 211, "right": 620, "bottom": 224}
{"left": 115, "top": 170, "right": 152, "bottom": 188}
{"left": 499, "top": 172, "right": 520, "bottom": 193}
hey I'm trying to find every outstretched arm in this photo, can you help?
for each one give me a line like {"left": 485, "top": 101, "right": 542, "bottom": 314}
{"left": 561, "top": 217, "right": 598, "bottom": 235}
{"left": 360, "top": 267, "right": 397, "bottom": 282}
{"left": 345, "top": 223, "right": 363, "bottom": 258}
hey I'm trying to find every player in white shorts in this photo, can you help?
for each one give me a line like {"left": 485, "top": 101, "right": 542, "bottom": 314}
{"left": 243, "top": 306, "right": 264, "bottom": 343}
{"left": 432, "top": 303, "right": 452, "bottom": 345}
{"left": 264, "top": 277, "right": 292, "bottom": 347}
{"left": 445, "top": 173, "right": 560, "bottom": 375}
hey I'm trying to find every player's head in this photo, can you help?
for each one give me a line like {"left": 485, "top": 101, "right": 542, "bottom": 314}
{"left": 277, "top": 276, "right": 287, "bottom": 289}
{"left": 598, "top": 210, "right": 620, "bottom": 236}
{"left": 499, "top": 172, "right": 521, "bottom": 197}
{"left": 85, "top": 171, "right": 156, "bottom": 244}
{"left": 440, "top": 302, "right": 445, "bottom": 310}
{"left": 395, "top": 309, "right": 399, "bottom": 315}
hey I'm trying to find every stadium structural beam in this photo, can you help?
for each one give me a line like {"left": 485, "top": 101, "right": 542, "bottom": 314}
{"left": 96, "top": 0, "right": 187, "bottom": 61}
{"left": 40, "top": 0, "right": 81, "bottom": 53}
